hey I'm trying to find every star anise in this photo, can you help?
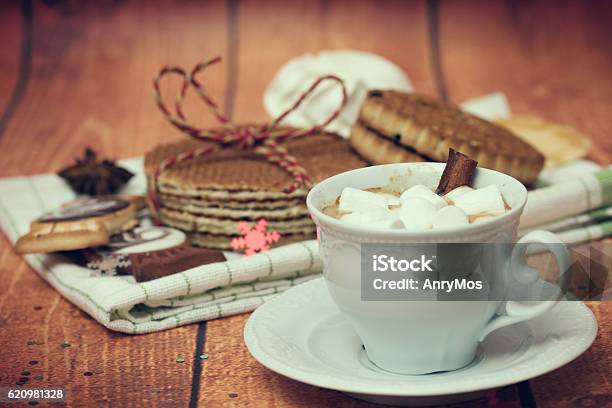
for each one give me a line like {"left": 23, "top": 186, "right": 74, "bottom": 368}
{"left": 58, "top": 148, "right": 134, "bottom": 196}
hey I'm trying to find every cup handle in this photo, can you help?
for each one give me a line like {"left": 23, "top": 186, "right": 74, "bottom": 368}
{"left": 479, "top": 230, "right": 572, "bottom": 341}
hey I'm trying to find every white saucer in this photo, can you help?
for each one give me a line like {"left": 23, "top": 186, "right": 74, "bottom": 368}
{"left": 244, "top": 278, "right": 597, "bottom": 407}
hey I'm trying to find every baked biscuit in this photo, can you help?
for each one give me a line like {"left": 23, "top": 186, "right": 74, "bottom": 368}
{"left": 16, "top": 195, "right": 145, "bottom": 254}
{"left": 350, "top": 121, "right": 427, "bottom": 164}
{"left": 494, "top": 115, "right": 591, "bottom": 168}
{"left": 358, "top": 90, "right": 545, "bottom": 185}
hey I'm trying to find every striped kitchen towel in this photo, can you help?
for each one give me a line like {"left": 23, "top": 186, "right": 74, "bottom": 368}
{"left": 0, "top": 158, "right": 321, "bottom": 334}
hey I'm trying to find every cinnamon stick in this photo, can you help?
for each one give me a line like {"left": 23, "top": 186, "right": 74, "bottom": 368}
{"left": 435, "top": 148, "right": 478, "bottom": 195}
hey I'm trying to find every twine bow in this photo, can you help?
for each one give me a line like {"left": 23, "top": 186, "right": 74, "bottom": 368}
{"left": 148, "top": 56, "right": 347, "bottom": 220}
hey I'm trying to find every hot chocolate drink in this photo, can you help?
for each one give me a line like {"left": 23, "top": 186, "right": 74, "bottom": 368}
{"left": 322, "top": 148, "right": 510, "bottom": 230}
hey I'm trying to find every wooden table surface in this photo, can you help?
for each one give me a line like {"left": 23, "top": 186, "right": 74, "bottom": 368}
{"left": 0, "top": 1, "right": 610, "bottom": 407}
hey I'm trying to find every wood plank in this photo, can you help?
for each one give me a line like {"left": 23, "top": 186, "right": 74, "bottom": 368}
{"left": 203, "top": 315, "right": 379, "bottom": 408}
{"left": 0, "top": 0, "right": 229, "bottom": 178}
{"left": 438, "top": 0, "right": 612, "bottom": 164}
{"left": 231, "top": 0, "right": 438, "bottom": 124}
{"left": 202, "top": 314, "right": 522, "bottom": 407}
{"left": 203, "top": 0, "right": 612, "bottom": 406}
{"left": 0, "top": 1, "right": 229, "bottom": 406}
{"left": 530, "top": 302, "right": 611, "bottom": 407}
{"left": 0, "top": 0, "right": 608, "bottom": 406}
{"left": 0, "top": 2, "right": 25, "bottom": 126}
{"left": 0, "top": 234, "right": 198, "bottom": 404}
{"left": 200, "top": 1, "right": 453, "bottom": 406}
{"left": 437, "top": 1, "right": 612, "bottom": 406}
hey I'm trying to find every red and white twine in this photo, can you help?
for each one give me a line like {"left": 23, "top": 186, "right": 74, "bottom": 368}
{"left": 148, "top": 56, "right": 347, "bottom": 220}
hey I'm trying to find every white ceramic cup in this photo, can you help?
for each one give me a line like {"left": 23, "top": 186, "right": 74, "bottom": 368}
{"left": 306, "top": 163, "right": 571, "bottom": 375}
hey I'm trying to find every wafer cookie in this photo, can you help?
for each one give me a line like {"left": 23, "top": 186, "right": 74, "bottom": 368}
{"left": 157, "top": 193, "right": 306, "bottom": 210}
{"left": 350, "top": 121, "right": 428, "bottom": 164}
{"left": 190, "top": 231, "right": 315, "bottom": 250}
{"left": 145, "top": 132, "right": 366, "bottom": 197}
{"left": 359, "top": 90, "right": 544, "bottom": 185}
{"left": 158, "top": 209, "right": 316, "bottom": 235}
{"left": 159, "top": 197, "right": 309, "bottom": 220}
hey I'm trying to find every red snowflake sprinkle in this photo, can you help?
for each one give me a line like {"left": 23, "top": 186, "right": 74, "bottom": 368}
{"left": 230, "top": 219, "right": 281, "bottom": 256}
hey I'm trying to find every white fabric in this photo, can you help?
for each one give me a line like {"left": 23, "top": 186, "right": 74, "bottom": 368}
{"left": 459, "top": 92, "right": 511, "bottom": 120}
{"left": 0, "top": 158, "right": 321, "bottom": 334}
{"left": 264, "top": 50, "right": 412, "bottom": 138}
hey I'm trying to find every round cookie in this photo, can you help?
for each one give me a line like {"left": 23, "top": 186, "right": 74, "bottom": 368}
{"left": 16, "top": 227, "right": 110, "bottom": 254}
{"left": 494, "top": 115, "right": 591, "bottom": 168}
{"left": 15, "top": 195, "right": 145, "bottom": 254}
{"left": 349, "top": 121, "right": 427, "bottom": 164}
{"left": 359, "top": 90, "right": 545, "bottom": 185}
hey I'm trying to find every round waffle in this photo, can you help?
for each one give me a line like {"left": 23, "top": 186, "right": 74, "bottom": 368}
{"left": 145, "top": 131, "right": 366, "bottom": 249}
{"left": 190, "top": 231, "right": 314, "bottom": 250}
{"left": 145, "top": 132, "right": 366, "bottom": 198}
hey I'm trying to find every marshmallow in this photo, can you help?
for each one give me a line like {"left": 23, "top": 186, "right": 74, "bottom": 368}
{"left": 400, "top": 185, "right": 447, "bottom": 209}
{"left": 377, "top": 192, "right": 401, "bottom": 207}
{"left": 444, "top": 186, "right": 474, "bottom": 204}
{"left": 432, "top": 206, "right": 469, "bottom": 229}
{"left": 453, "top": 185, "right": 506, "bottom": 216}
{"left": 397, "top": 197, "right": 437, "bottom": 231}
{"left": 340, "top": 206, "right": 393, "bottom": 225}
{"left": 369, "top": 215, "right": 405, "bottom": 229}
{"left": 339, "top": 187, "right": 388, "bottom": 213}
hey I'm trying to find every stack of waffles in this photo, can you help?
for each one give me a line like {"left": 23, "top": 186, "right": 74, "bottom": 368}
{"left": 145, "top": 132, "right": 366, "bottom": 249}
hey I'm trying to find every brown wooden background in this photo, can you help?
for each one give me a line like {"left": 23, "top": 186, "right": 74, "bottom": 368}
{"left": 0, "top": 0, "right": 610, "bottom": 407}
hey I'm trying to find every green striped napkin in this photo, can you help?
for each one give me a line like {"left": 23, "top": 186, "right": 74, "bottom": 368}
{"left": 0, "top": 158, "right": 321, "bottom": 334}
